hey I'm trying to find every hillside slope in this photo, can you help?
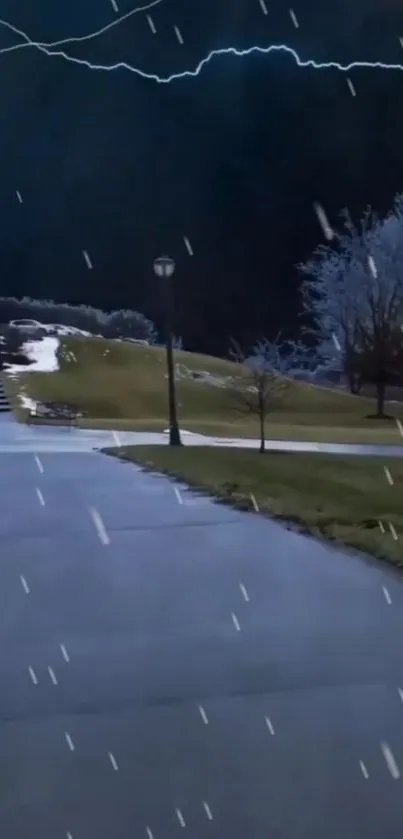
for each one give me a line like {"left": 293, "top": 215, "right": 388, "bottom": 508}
{"left": 5, "top": 336, "right": 403, "bottom": 443}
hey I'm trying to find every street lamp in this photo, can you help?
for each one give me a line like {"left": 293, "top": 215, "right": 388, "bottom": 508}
{"left": 153, "top": 255, "right": 182, "bottom": 446}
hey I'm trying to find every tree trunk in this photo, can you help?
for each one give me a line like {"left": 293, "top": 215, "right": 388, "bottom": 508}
{"left": 259, "top": 409, "right": 265, "bottom": 453}
{"left": 348, "top": 373, "right": 358, "bottom": 394}
{"left": 376, "top": 380, "right": 386, "bottom": 418}
{"left": 348, "top": 372, "right": 363, "bottom": 395}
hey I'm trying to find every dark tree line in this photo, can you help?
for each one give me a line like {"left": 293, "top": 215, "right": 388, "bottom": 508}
{"left": 0, "top": 296, "right": 158, "bottom": 343}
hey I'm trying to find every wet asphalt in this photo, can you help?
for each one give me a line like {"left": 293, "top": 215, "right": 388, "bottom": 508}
{"left": 2, "top": 416, "right": 403, "bottom": 837}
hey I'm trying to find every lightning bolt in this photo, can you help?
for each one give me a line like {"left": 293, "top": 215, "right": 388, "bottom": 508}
{"left": 0, "top": 6, "right": 403, "bottom": 83}
{"left": 0, "top": 0, "right": 164, "bottom": 53}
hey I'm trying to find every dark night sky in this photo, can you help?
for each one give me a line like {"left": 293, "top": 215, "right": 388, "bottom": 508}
{"left": 0, "top": 0, "right": 403, "bottom": 354}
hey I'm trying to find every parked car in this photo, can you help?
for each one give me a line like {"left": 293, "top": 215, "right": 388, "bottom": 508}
{"left": 9, "top": 319, "right": 45, "bottom": 337}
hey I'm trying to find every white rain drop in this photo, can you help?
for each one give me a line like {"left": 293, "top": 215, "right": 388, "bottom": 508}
{"left": 184, "top": 236, "right": 193, "bottom": 255}
{"left": 83, "top": 250, "right": 93, "bottom": 269}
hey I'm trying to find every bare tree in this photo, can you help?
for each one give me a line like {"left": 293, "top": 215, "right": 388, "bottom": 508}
{"left": 229, "top": 338, "right": 290, "bottom": 452}
{"left": 300, "top": 196, "right": 403, "bottom": 417}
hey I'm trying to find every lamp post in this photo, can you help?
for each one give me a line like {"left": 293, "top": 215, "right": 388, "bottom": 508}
{"left": 153, "top": 255, "right": 182, "bottom": 446}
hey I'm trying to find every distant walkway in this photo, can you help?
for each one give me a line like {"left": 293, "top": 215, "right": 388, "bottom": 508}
{"left": 0, "top": 416, "right": 402, "bottom": 455}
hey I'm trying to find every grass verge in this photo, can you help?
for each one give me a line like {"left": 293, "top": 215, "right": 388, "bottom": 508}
{"left": 5, "top": 336, "right": 403, "bottom": 444}
{"left": 105, "top": 445, "right": 403, "bottom": 567}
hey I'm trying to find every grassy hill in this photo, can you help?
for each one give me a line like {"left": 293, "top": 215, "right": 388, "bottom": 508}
{"left": 6, "top": 336, "right": 403, "bottom": 443}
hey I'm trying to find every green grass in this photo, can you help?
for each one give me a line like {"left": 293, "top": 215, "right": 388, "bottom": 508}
{"left": 5, "top": 335, "right": 403, "bottom": 443}
{"left": 106, "top": 445, "right": 403, "bottom": 566}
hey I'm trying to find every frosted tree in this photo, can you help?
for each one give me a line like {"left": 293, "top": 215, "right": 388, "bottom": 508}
{"left": 300, "top": 196, "right": 403, "bottom": 416}
{"left": 229, "top": 338, "right": 290, "bottom": 453}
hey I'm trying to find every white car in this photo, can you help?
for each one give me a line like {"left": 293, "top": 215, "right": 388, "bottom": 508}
{"left": 9, "top": 318, "right": 44, "bottom": 334}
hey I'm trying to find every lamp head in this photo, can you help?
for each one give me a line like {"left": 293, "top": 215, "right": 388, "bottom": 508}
{"left": 153, "top": 255, "right": 175, "bottom": 278}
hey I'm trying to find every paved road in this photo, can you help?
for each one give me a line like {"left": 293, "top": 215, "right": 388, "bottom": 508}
{"left": 2, "top": 415, "right": 403, "bottom": 837}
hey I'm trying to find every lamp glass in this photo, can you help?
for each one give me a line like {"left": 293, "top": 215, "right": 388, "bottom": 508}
{"left": 154, "top": 256, "right": 175, "bottom": 278}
